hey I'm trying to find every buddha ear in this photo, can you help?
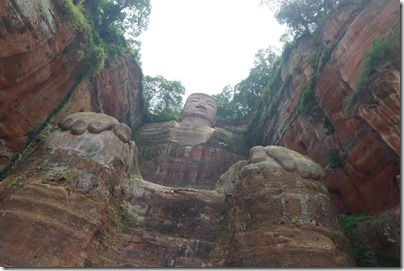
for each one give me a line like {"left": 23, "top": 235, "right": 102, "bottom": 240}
{"left": 179, "top": 108, "right": 185, "bottom": 122}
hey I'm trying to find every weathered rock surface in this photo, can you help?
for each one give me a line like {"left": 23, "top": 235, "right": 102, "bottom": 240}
{"left": 0, "top": 113, "right": 137, "bottom": 267}
{"left": 1, "top": 112, "right": 358, "bottom": 267}
{"left": 55, "top": 57, "right": 146, "bottom": 131}
{"left": 0, "top": 0, "right": 145, "bottom": 173}
{"left": 0, "top": 0, "right": 400, "bottom": 267}
{"left": 314, "top": 0, "right": 400, "bottom": 215}
{"left": 1, "top": 0, "right": 398, "bottom": 218}
{"left": 248, "top": 0, "right": 400, "bottom": 215}
{"left": 0, "top": 0, "right": 79, "bottom": 171}
{"left": 0, "top": 112, "right": 225, "bottom": 267}
{"left": 134, "top": 121, "right": 248, "bottom": 189}
{"left": 101, "top": 179, "right": 225, "bottom": 268}
{"left": 345, "top": 204, "right": 400, "bottom": 267}
{"left": 209, "top": 146, "right": 356, "bottom": 267}
{"left": 356, "top": 69, "right": 400, "bottom": 156}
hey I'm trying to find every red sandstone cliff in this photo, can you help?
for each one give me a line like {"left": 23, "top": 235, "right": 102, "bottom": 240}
{"left": 0, "top": 114, "right": 355, "bottom": 267}
{"left": 248, "top": 0, "right": 400, "bottom": 215}
{"left": 0, "top": 113, "right": 226, "bottom": 267}
{"left": 0, "top": 0, "right": 400, "bottom": 266}
{"left": 0, "top": 0, "right": 399, "bottom": 216}
{"left": 0, "top": 0, "right": 146, "bottom": 174}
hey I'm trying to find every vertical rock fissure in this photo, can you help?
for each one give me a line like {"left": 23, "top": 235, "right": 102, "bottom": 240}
{"left": 0, "top": 64, "right": 87, "bottom": 180}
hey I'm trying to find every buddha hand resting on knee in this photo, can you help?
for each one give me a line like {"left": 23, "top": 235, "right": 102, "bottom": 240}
{"left": 249, "top": 145, "right": 324, "bottom": 180}
{"left": 58, "top": 112, "right": 132, "bottom": 142}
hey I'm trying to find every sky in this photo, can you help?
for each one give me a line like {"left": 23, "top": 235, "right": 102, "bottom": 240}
{"left": 138, "top": 0, "right": 287, "bottom": 100}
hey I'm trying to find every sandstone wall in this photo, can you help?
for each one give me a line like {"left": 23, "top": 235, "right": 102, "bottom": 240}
{"left": 0, "top": 0, "right": 79, "bottom": 171}
{"left": 345, "top": 204, "right": 400, "bottom": 267}
{"left": 0, "top": 0, "right": 146, "bottom": 174}
{"left": 55, "top": 57, "right": 145, "bottom": 131}
{"left": 209, "top": 147, "right": 356, "bottom": 267}
{"left": 0, "top": 117, "right": 357, "bottom": 267}
{"left": 0, "top": 116, "right": 138, "bottom": 267}
{"left": 0, "top": 115, "right": 225, "bottom": 267}
{"left": 247, "top": 0, "right": 400, "bottom": 215}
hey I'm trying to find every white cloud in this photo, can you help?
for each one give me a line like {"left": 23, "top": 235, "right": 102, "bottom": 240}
{"left": 138, "top": 0, "right": 286, "bottom": 99}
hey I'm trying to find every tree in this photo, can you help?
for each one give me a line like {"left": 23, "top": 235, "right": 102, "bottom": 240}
{"left": 84, "top": 0, "right": 151, "bottom": 54}
{"left": 59, "top": 0, "right": 151, "bottom": 75}
{"left": 143, "top": 75, "right": 186, "bottom": 122}
{"left": 260, "top": 0, "right": 338, "bottom": 38}
{"left": 214, "top": 47, "right": 280, "bottom": 121}
{"left": 212, "top": 85, "right": 239, "bottom": 120}
{"left": 85, "top": 0, "right": 150, "bottom": 35}
{"left": 233, "top": 46, "right": 279, "bottom": 116}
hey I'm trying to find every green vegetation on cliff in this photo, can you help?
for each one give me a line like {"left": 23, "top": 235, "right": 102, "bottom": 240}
{"left": 260, "top": 0, "right": 371, "bottom": 42}
{"left": 143, "top": 75, "right": 186, "bottom": 122}
{"left": 215, "top": 0, "right": 376, "bottom": 148}
{"left": 60, "top": 1, "right": 188, "bottom": 124}
{"left": 213, "top": 47, "right": 280, "bottom": 122}
{"left": 341, "top": 214, "right": 375, "bottom": 267}
{"left": 59, "top": 0, "right": 151, "bottom": 77}
{"left": 341, "top": 214, "right": 373, "bottom": 231}
{"left": 345, "top": 33, "right": 400, "bottom": 116}
{"left": 0, "top": 1, "right": 151, "bottom": 181}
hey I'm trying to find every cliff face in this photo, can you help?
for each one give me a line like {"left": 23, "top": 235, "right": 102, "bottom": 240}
{"left": 209, "top": 148, "right": 356, "bottom": 267}
{"left": 0, "top": 0, "right": 400, "bottom": 267}
{"left": 56, "top": 57, "right": 146, "bottom": 131}
{"left": 0, "top": 112, "right": 231, "bottom": 267}
{"left": 1, "top": 0, "right": 399, "bottom": 216}
{"left": 0, "top": 115, "right": 355, "bottom": 267}
{"left": 0, "top": 0, "right": 146, "bottom": 173}
{"left": 248, "top": 0, "right": 400, "bottom": 215}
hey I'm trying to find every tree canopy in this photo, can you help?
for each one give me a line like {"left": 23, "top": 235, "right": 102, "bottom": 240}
{"left": 84, "top": 0, "right": 151, "bottom": 49}
{"left": 143, "top": 75, "right": 186, "bottom": 123}
{"left": 260, "top": 0, "right": 371, "bottom": 40}
{"left": 83, "top": 0, "right": 150, "bottom": 35}
{"left": 213, "top": 46, "right": 280, "bottom": 121}
{"left": 60, "top": 0, "right": 151, "bottom": 76}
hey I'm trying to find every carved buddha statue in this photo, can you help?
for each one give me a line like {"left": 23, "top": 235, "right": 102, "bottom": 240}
{"left": 134, "top": 93, "right": 248, "bottom": 189}
{"left": 0, "top": 100, "right": 355, "bottom": 267}
{"left": 180, "top": 93, "right": 217, "bottom": 126}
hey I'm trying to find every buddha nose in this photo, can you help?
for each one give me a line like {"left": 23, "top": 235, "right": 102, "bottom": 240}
{"left": 196, "top": 100, "right": 207, "bottom": 110}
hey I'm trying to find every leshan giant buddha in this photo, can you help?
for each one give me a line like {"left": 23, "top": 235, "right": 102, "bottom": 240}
{"left": 134, "top": 93, "right": 248, "bottom": 189}
{"left": 0, "top": 101, "right": 355, "bottom": 267}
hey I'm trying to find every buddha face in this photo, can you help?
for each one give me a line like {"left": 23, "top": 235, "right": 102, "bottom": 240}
{"left": 180, "top": 93, "right": 217, "bottom": 127}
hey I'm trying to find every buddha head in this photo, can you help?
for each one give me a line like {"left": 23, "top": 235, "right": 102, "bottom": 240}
{"left": 179, "top": 93, "right": 217, "bottom": 127}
